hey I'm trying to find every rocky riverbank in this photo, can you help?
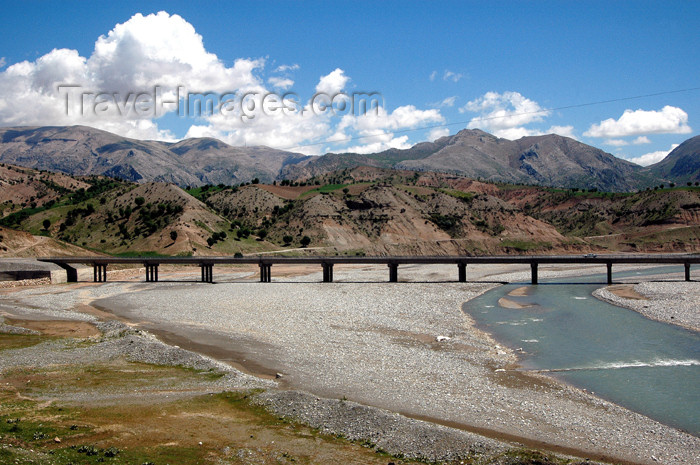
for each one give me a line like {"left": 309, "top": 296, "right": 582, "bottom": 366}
{"left": 594, "top": 282, "right": 700, "bottom": 332}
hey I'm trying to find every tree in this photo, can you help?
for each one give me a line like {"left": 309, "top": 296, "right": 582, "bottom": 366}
{"left": 282, "top": 235, "right": 293, "bottom": 245}
{"left": 257, "top": 229, "right": 268, "bottom": 240}
{"left": 135, "top": 197, "right": 145, "bottom": 207}
{"left": 170, "top": 231, "right": 178, "bottom": 242}
{"left": 300, "top": 235, "right": 311, "bottom": 247}
{"left": 251, "top": 178, "right": 260, "bottom": 184}
{"left": 342, "top": 188, "right": 350, "bottom": 195}
{"left": 42, "top": 219, "right": 51, "bottom": 230}
{"left": 207, "top": 237, "right": 215, "bottom": 247}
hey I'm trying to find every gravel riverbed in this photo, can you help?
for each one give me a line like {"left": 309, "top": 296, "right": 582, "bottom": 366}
{"left": 594, "top": 282, "right": 700, "bottom": 332}
{"left": 1, "top": 263, "right": 698, "bottom": 464}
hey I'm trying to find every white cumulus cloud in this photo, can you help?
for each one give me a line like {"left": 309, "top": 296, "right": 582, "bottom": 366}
{"left": 461, "top": 91, "right": 548, "bottom": 129}
{"left": 0, "top": 12, "right": 445, "bottom": 154}
{"left": 268, "top": 76, "right": 294, "bottom": 90}
{"left": 584, "top": 106, "right": 692, "bottom": 138}
{"left": 334, "top": 105, "right": 444, "bottom": 153}
{"left": 460, "top": 91, "right": 557, "bottom": 139}
{"left": 428, "top": 127, "right": 450, "bottom": 141}
{"left": 0, "top": 11, "right": 267, "bottom": 139}
{"left": 632, "top": 136, "right": 651, "bottom": 144}
{"left": 621, "top": 144, "right": 679, "bottom": 167}
{"left": 275, "top": 64, "right": 299, "bottom": 73}
{"left": 315, "top": 68, "right": 349, "bottom": 95}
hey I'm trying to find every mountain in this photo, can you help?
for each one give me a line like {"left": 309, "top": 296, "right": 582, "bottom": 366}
{"left": 0, "top": 125, "right": 308, "bottom": 186}
{"left": 645, "top": 135, "right": 700, "bottom": 184}
{"left": 283, "top": 129, "right": 653, "bottom": 192}
{"left": 0, "top": 125, "right": 696, "bottom": 192}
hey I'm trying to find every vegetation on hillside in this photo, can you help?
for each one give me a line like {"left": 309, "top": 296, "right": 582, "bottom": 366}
{"left": 1, "top": 163, "right": 699, "bottom": 257}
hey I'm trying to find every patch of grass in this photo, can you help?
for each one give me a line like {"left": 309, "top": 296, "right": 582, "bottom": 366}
{"left": 497, "top": 447, "right": 579, "bottom": 464}
{"left": 300, "top": 183, "right": 349, "bottom": 198}
{"left": 184, "top": 184, "right": 229, "bottom": 201}
{"left": 0, "top": 333, "right": 51, "bottom": 351}
{"left": 438, "top": 188, "right": 475, "bottom": 203}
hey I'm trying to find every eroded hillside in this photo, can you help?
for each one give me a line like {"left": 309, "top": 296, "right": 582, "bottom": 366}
{"left": 1, "top": 164, "right": 699, "bottom": 257}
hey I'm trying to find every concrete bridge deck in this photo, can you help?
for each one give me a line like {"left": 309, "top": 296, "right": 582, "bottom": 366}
{"left": 37, "top": 254, "right": 700, "bottom": 284}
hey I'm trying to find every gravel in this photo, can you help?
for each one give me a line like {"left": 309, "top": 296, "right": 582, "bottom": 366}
{"left": 594, "top": 282, "right": 700, "bottom": 332}
{"left": 2, "top": 263, "right": 699, "bottom": 465}
{"left": 254, "top": 390, "right": 507, "bottom": 463}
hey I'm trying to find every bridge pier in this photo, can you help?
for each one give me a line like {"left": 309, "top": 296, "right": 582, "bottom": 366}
{"left": 607, "top": 262, "right": 613, "bottom": 285}
{"left": 145, "top": 264, "right": 159, "bottom": 282}
{"left": 200, "top": 264, "right": 213, "bottom": 283}
{"left": 93, "top": 264, "right": 107, "bottom": 282}
{"left": 388, "top": 263, "right": 398, "bottom": 282}
{"left": 458, "top": 263, "right": 467, "bottom": 282}
{"left": 259, "top": 263, "right": 271, "bottom": 282}
{"left": 530, "top": 262, "right": 538, "bottom": 285}
{"left": 322, "top": 263, "right": 334, "bottom": 282}
{"left": 685, "top": 263, "right": 691, "bottom": 281}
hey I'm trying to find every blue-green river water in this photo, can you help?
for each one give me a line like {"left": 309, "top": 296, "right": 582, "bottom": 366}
{"left": 463, "top": 267, "right": 700, "bottom": 436}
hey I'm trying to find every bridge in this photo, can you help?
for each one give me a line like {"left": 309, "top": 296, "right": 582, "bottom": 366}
{"left": 37, "top": 254, "right": 699, "bottom": 284}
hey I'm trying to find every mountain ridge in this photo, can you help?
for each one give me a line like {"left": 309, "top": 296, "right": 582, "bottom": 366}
{"left": 0, "top": 125, "right": 696, "bottom": 192}
{"left": 645, "top": 135, "right": 700, "bottom": 183}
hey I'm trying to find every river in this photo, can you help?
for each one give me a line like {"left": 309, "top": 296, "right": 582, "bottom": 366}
{"left": 463, "top": 266, "right": 700, "bottom": 436}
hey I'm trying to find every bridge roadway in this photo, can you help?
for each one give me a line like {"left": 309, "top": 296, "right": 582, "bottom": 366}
{"left": 38, "top": 254, "right": 699, "bottom": 284}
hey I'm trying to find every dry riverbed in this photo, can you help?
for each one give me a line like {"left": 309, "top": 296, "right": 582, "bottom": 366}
{"left": 1, "top": 263, "right": 698, "bottom": 465}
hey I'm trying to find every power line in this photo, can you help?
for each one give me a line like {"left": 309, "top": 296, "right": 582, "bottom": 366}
{"left": 281, "top": 86, "right": 700, "bottom": 152}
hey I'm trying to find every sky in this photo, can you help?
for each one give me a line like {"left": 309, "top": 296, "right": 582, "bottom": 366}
{"left": 0, "top": 1, "right": 698, "bottom": 165}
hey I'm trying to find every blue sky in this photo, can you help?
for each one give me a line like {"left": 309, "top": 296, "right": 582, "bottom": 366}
{"left": 0, "top": 1, "right": 697, "bottom": 164}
